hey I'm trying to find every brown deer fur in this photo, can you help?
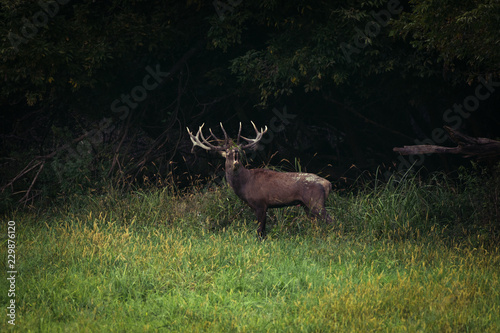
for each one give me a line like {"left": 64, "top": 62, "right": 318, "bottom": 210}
{"left": 224, "top": 149, "right": 333, "bottom": 237}
{"left": 188, "top": 122, "right": 333, "bottom": 238}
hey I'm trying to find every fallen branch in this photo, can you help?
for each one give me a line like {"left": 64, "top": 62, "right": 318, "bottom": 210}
{"left": 393, "top": 126, "right": 500, "bottom": 159}
{"left": 19, "top": 161, "right": 45, "bottom": 206}
{"left": 2, "top": 130, "right": 96, "bottom": 193}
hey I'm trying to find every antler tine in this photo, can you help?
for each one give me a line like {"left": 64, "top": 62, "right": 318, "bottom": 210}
{"left": 220, "top": 122, "right": 229, "bottom": 143}
{"left": 236, "top": 122, "right": 242, "bottom": 145}
{"left": 240, "top": 121, "right": 268, "bottom": 150}
{"left": 187, "top": 125, "right": 210, "bottom": 151}
{"left": 186, "top": 123, "right": 226, "bottom": 152}
{"left": 209, "top": 122, "right": 229, "bottom": 144}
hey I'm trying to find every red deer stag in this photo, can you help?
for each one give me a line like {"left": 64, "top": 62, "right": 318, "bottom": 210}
{"left": 187, "top": 122, "right": 333, "bottom": 237}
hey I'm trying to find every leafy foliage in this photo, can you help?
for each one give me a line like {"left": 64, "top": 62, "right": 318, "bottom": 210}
{"left": 394, "top": 0, "right": 500, "bottom": 81}
{"left": 0, "top": 0, "right": 207, "bottom": 107}
{"left": 0, "top": 0, "right": 499, "bottom": 206}
{"left": 227, "top": 0, "right": 400, "bottom": 104}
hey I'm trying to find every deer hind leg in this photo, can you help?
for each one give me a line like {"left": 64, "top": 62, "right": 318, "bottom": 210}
{"left": 303, "top": 205, "right": 310, "bottom": 216}
{"left": 305, "top": 195, "right": 333, "bottom": 224}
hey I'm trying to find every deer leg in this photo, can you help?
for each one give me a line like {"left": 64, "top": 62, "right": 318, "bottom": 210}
{"left": 306, "top": 196, "right": 333, "bottom": 224}
{"left": 319, "top": 207, "right": 334, "bottom": 224}
{"left": 254, "top": 206, "right": 268, "bottom": 239}
{"left": 309, "top": 206, "right": 334, "bottom": 224}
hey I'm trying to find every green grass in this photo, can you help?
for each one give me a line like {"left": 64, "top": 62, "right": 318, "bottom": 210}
{"left": 1, "top": 171, "right": 499, "bottom": 332}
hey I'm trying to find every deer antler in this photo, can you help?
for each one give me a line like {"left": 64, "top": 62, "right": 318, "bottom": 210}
{"left": 187, "top": 121, "right": 267, "bottom": 152}
{"left": 187, "top": 123, "right": 230, "bottom": 152}
{"left": 208, "top": 123, "right": 229, "bottom": 146}
{"left": 239, "top": 121, "right": 268, "bottom": 150}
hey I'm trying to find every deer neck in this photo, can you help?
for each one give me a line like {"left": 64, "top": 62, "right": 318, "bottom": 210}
{"left": 225, "top": 160, "right": 250, "bottom": 195}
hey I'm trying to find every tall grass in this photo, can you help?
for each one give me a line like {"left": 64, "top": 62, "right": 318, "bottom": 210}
{"left": 1, "top": 168, "right": 499, "bottom": 332}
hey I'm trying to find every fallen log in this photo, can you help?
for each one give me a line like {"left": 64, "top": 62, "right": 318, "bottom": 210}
{"left": 393, "top": 126, "right": 500, "bottom": 159}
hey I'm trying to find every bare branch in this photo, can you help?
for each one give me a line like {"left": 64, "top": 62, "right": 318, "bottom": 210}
{"left": 19, "top": 161, "right": 45, "bottom": 206}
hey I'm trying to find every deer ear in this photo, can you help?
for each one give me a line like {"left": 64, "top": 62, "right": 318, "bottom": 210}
{"left": 219, "top": 150, "right": 227, "bottom": 158}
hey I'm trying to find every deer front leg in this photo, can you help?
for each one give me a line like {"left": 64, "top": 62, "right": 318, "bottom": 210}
{"left": 254, "top": 206, "right": 268, "bottom": 239}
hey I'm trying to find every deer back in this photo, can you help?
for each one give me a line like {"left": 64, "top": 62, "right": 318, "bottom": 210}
{"left": 228, "top": 166, "right": 330, "bottom": 209}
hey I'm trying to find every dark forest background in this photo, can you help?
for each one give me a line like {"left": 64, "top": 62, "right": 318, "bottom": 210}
{"left": 1, "top": 0, "right": 499, "bottom": 208}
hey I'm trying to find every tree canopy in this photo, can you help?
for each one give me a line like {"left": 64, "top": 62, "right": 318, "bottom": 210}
{"left": 1, "top": 0, "right": 499, "bottom": 205}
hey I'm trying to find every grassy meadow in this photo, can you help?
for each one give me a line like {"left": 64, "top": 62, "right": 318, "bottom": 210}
{"left": 1, "top": 170, "right": 499, "bottom": 332}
